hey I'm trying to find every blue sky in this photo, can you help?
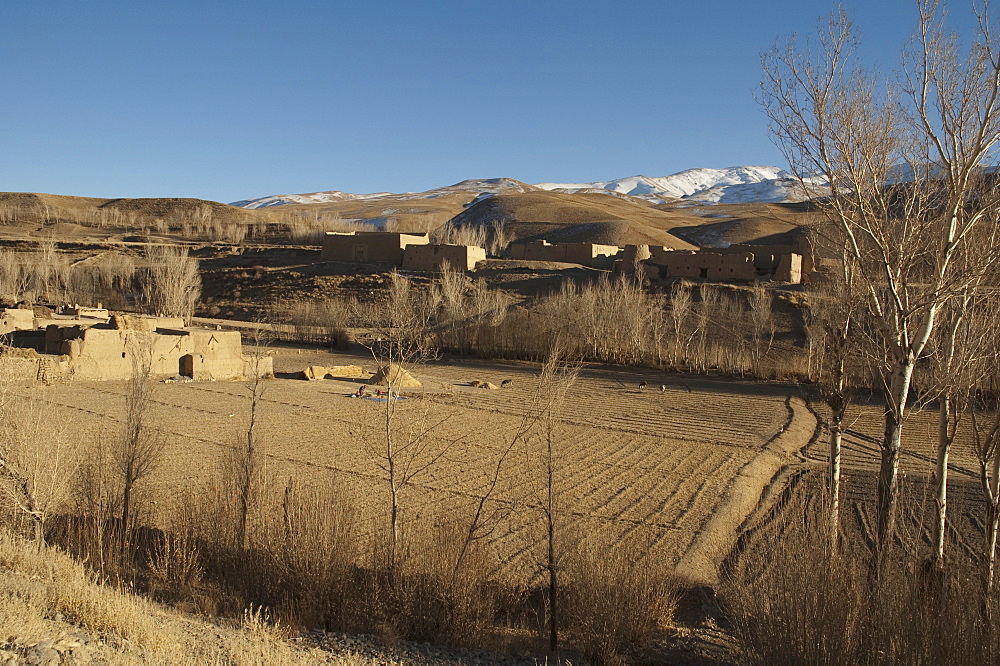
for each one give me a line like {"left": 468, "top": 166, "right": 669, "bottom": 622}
{"left": 0, "top": 1, "right": 953, "bottom": 202}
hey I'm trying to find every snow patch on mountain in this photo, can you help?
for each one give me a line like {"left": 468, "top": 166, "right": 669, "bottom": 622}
{"left": 535, "top": 166, "right": 819, "bottom": 204}
{"left": 232, "top": 178, "right": 535, "bottom": 209}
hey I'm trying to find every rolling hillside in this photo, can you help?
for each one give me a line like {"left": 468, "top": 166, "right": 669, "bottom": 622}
{"left": 447, "top": 190, "right": 702, "bottom": 249}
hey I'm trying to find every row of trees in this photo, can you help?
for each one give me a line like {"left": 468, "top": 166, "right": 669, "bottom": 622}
{"left": 287, "top": 269, "right": 784, "bottom": 379}
{"left": 756, "top": 0, "right": 1000, "bottom": 649}
{"left": 0, "top": 244, "right": 201, "bottom": 320}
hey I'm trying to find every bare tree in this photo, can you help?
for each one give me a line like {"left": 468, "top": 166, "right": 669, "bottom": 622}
{"left": 488, "top": 220, "right": 513, "bottom": 258}
{"left": 0, "top": 249, "right": 32, "bottom": 303}
{"left": 760, "top": 1, "right": 1000, "bottom": 563}
{"left": 0, "top": 373, "right": 76, "bottom": 547}
{"left": 916, "top": 286, "right": 996, "bottom": 568}
{"left": 748, "top": 282, "right": 775, "bottom": 374}
{"left": 521, "top": 344, "right": 581, "bottom": 652}
{"left": 114, "top": 334, "right": 166, "bottom": 559}
{"left": 807, "top": 247, "right": 861, "bottom": 549}
{"left": 144, "top": 245, "right": 201, "bottom": 321}
{"left": 669, "top": 279, "right": 695, "bottom": 370}
{"left": 356, "top": 271, "right": 450, "bottom": 571}
{"left": 970, "top": 375, "right": 1000, "bottom": 607}
{"left": 230, "top": 326, "right": 271, "bottom": 550}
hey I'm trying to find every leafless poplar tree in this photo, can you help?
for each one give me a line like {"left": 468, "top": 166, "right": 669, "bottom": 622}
{"left": 969, "top": 373, "right": 1000, "bottom": 607}
{"left": 748, "top": 282, "right": 775, "bottom": 374}
{"left": 356, "top": 271, "right": 449, "bottom": 571}
{"left": 807, "top": 246, "right": 860, "bottom": 549}
{"left": 919, "top": 287, "right": 995, "bottom": 568}
{"left": 669, "top": 279, "right": 694, "bottom": 370}
{"left": 229, "top": 326, "right": 271, "bottom": 551}
{"left": 144, "top": 245, "right": 201, "bottom": 321}
{"left": 521, "top": 344, "right": 581, "bottom": 652}
{"left": 760, "top": 1, "right": 1000, "bottom": 563}
{"left": 114, "top": 334, "right": 166, "bottom": 559}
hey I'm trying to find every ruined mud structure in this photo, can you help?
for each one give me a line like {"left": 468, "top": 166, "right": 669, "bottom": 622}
{"left": 1, "top": 307, "right": 271, "bottom": 382}
{"left": 0, "top": 307, "right": 34, "bottom": 336}
{"left": 401, "top": 243, "right": 486, "bottom": 272}
{"left": 322, "top": 231, "right": 429, "bottom": 265}
{"left": 322, "top": 231, "right": 486, "bottom": 272}
{"left": 621, "top": 244, "right": 805, "bottom": 283}
{"left": 508, "top": 240, "right": 622, "bottom": 269}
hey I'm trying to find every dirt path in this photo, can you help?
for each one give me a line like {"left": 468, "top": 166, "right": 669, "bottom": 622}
{"left": 674, "top": 392, "right": 816, "bottom": 586}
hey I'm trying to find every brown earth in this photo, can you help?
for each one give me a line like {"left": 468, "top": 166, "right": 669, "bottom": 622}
{"left": 27, "top": 346, "right": 798, "bottom": 587}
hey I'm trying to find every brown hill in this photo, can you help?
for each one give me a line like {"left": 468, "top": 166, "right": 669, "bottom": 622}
{"left": 267, "top": 179, "right": 543, "bottom": 234}
{"left": 658, "top": 201, "right": 822, "bottom": 249}
{"left": 447, "top": 190, "right": 702, "bottom": 249}
{"left": 274, "top": 190, "right": 475, "bottom": 235}
{"left": 0, "top": 192, "right": 283, "bottom": 242}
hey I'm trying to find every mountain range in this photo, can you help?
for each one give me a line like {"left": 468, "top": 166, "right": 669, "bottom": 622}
{"left": 231, "top": 166, "right": 829, "bottom": 209}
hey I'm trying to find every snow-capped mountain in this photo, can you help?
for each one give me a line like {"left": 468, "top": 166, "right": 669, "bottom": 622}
{"left": 229, "top": 190, "right": 391, "bottom": 208}
{"left": 535, "top": 166, "right": 826, "bottom": 204}
{"left": 231, "top": 167, "right": 830, "bottom": 209}
{"left": 232, "top": 178, "right": 535, "bottom": 209}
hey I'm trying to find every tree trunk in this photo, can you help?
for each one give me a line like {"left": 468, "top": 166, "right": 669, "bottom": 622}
{"left": 876, "top": 414, "right": 902, "bottom": 560}
{"left": 238, "top": 462, "right": 251, "bottom": 551}
{"left": 121, "top": 476, "right": 133, "bottom": 561}
{"left": 987, "top": 501, "right": 999, "bottom": 603}
{"left": 986, "top": 453, "right": 1000, "bottom": 612}
{"left": 548, "top": 510, "right": 558, "bottom": 652}
{"left": 875, "top": 361, "right": 914, "bottom": 570}
{"left": 546, "top": 417, "right": 558, "bottom": 652}
{"left": 829, "top": 404, "right": 844, "bottom": 549}
{"left": 934, "top": 396, "right": 951, "bottom": 569}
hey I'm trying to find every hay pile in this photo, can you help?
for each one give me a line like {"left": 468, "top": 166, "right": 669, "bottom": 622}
{"left": 302, "top": 366, "right": 328, "bottom": 381}
{"left": 367, "top": 364, "right": 421, "bottom": 388}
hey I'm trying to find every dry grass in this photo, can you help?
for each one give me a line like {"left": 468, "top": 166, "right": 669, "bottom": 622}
{"left": 562, "top": 535, "right": 680, "bottom": 663}
{"left": 0, "top": 527, "right": 324, "bottom": 663}
{"left": 725, "top": 479, "right": 1000, "bottom": 664}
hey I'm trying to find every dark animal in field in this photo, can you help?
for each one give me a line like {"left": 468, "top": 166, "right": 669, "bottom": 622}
{"left": 638, "top": 381, "right": 648, "bottom": 390}
{"left": 501, "top": 379, "right": 513, "bottom": 388}
{"left": 660, "top": 384, "right": 666, "bottom": 393}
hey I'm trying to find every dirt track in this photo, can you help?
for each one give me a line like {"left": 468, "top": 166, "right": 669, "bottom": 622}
{"left": 30, "top": 347, "right": 807, "bottom": 583}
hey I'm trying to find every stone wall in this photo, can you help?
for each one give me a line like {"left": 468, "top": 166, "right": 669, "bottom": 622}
{"left": 401, "top": 244, "right": 487, "bottom": 272}
{"left": 322, "top": 231, "right": 429, "bottom": 265}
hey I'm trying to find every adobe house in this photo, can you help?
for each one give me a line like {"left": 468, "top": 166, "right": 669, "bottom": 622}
{"left": 508, "top": 240, "right": 622, "bottom": 268}
{"left": 43, "top": 317, "right": 271, "bottom": 381}
{"left": 8, "top": 313, "right": 271, "bottom": 382}
{"left": 717, "top": 240, "right": 814, "bottom": 276}
{"left": 621, "top": 245, "right": 803, "bottom": 283}
{"left": 322, "top": 231, "right": 429, "bottom": 265}
{"left": 0, "top": 307, "right": 34, "bottom": 336}
{"left": 401, "top": 243, "right": 487, "bottom": 272}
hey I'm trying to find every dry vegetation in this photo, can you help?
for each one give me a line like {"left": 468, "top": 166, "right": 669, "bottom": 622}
{"left": 5, "top": 5, "right": 1000, "bottom": 661}
{"left": 0, "top": 340, "right": 795, "bottom": 661}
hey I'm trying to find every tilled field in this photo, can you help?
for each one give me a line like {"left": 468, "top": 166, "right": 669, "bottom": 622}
{"left": 29, "top": 347, "right": 793, "bottom": 583}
